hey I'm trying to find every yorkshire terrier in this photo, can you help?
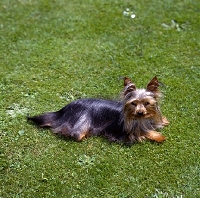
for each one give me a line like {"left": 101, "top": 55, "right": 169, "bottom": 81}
{"left": 28, "top": 76, "right": 169, "bottom": 143}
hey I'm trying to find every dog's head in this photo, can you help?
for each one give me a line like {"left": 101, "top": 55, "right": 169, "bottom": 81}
{"left": 123, "top": 76, "right": 161, "bottom": 119}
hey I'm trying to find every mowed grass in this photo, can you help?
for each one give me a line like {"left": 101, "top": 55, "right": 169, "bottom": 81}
{"left": 0, "top": 0, "right": 200, "bottom": 197}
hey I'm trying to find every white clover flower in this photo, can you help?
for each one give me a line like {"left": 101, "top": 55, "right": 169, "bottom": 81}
{"left": 131, "top": 14, "right": 136, "bottom": 18}
{"left": 123, "top": 11, "right": 129, "bottom": 16}
{"left": 123, "top": 8, "right": 136, "bottom": 19}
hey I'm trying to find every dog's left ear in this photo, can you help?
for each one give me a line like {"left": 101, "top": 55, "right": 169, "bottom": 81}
{"left": 146, "top": 76, "right": 159, "bottom": 93}
{"left": 123, "top": 77, "right": 136, "bottom": 96}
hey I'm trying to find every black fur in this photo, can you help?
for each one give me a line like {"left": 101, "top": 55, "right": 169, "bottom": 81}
{"left": 28, "top": 98, "right": 128, "bottom": 142}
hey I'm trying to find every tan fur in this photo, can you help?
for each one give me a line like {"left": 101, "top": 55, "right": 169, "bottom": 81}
{"left": 144, "top": 131, "right": 166, "bottom": 142}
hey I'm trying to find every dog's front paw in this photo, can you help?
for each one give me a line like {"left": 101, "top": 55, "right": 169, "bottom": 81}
{"left": 162, "top": 117, "right": 170, "bottom": 126}
{"left": 145, "top": 131, "right": 166, "bottom": 143}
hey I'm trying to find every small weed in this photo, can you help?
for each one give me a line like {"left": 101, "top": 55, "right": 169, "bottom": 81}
{"left": 78, "top": 154, "right": 96, "bottom": 167}
{"left": 58, "top": 88, "right": 87, "bottom": 102}
{"left": 161, "top": 20, "right": 189, "bottom": 31}
{"left": 150, "top": 189, "right": 183, "bottom": 198}
{"left": 6, "top": 103, "right": 29, "bottom": 118}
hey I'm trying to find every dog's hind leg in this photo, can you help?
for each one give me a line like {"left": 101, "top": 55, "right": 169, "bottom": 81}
{"left": 53, "top": 119, "right": 91, "bottom": 141}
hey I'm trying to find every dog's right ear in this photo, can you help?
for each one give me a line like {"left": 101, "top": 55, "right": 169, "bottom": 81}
{"left": 123, "top": 77, "right": 136, "bottom": 96}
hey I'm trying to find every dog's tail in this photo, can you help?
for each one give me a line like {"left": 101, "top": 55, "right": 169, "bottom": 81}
{"left": 27, "top": 112, "right": 58, "bottom": 128}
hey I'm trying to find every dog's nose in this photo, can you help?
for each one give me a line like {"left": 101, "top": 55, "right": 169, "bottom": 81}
{"left": 137, "top": 112, "right": 144, "bottom": 116}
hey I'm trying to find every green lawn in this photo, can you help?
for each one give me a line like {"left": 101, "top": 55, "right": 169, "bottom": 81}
{"left": 0, "top": 0, "right": 200, "bottom": 197}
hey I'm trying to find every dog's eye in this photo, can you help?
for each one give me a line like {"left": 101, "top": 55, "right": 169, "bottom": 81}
{"left": 131, "top": 102, "right": 137, "bottom": 106}
{"left": 145, "top": 102, "right": 150, "bottom": 106}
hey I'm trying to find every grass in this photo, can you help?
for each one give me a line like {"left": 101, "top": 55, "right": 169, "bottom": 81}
{"left": 0, "top": 0, "right": 199, "bottom": 197}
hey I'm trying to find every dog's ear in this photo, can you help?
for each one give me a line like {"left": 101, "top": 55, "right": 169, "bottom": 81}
{"left": 146, "top": 76, "right": 159, "bottom": 93}
{"left": 123, "top": 77, "right": 136, "bottom": 96}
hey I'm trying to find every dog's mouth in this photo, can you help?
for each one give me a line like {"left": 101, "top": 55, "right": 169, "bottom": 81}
{"left": 132, "top": 112, "right": 153, "bottom": 119}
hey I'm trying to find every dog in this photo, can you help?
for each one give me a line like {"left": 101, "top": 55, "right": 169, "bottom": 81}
{"left": 28, "top": 76, "right": 169, "bottom": 143}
